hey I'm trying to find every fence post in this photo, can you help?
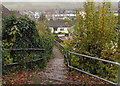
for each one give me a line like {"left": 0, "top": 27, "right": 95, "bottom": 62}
{"left": 69, "top": 51, "right": 72, "bottom": 71}
{"left": 118, "top": 65, "right": 120, "bottom": 86}
{"left": 69, "top": 51, "right": 71, "bottom": 66}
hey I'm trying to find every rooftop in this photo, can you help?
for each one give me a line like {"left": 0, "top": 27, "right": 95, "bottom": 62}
{"left": 2, "top": 5, "right": 21, "bottom": 18}
{"left": 48, "top": 20, "right": 71, "bottom": 27}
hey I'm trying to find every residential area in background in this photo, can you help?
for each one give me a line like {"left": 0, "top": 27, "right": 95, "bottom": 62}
{"left": 2, "top": 2, "right": 119, "bottom": 40}
{"left": 1, "top": 1, "right": 120, "bottom": 85}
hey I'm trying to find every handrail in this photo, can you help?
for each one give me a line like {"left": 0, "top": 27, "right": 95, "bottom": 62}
{"left": 4, "top": 58, "right": 43, "bottom": 67}
{"left": 69, "top": 51, "right": 120, "bottom": 66}
{"left": 64, "top": 54, "right": 117, "bottom": 85}
{"left": 54, "top": 40, "right": 64, "bottom": 48}
{"left": 2, "top": 48, "right": 45, "bottom": 67}
{"left": 54, "top": 40, "right": 120, "bottom": 86}
{"left": 1, "top": 48, "right": 45, "bottom": 51}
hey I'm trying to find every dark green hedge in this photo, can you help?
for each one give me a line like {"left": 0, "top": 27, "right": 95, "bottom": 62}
{"left": 2, "top": 15, "right": 54, "bottom": 75}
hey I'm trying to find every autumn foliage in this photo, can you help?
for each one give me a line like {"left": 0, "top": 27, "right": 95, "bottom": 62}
{"left": 63, "top": 1, "right": 119, "bottom": 83}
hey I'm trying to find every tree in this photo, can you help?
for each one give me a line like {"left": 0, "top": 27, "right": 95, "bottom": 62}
{"left": 38, "top": 13, "right": 47, "bottom": 22}
{"left": 66, "top": 1, "right": 118, "bottom": 82}
{"left": 2, "top": 15, "right": 54, "bottom": 75}
{"left": 71, "top": 1, "right": 117, "bottom": 59}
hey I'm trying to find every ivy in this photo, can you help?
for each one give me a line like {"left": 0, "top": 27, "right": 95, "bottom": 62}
{"left": 2, "top": 15, "right": 54, "bottom": 75}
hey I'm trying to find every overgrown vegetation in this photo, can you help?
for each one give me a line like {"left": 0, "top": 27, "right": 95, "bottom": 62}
{"left": 36, "top": 15, "right": 54, "bottom": 61}
{"left": 62, "top": 1, "right": 119, "bottom": 83}
{"left": 2, "top": 15, "right": 54, "bottom": 75}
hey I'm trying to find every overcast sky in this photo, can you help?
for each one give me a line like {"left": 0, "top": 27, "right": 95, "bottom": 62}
{"left": 2, "top": 0, "right": 120, "bottom": 2}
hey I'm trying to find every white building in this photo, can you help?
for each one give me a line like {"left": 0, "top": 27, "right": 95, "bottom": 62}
{"left": 35, "top": 12, "right": 40, "bottom": 19}
{"left": 114, "top": 12, "right": 118, "bottom": 16}
{"left": 48, "top": 20, "right": 72, "bottom": 37}
{"left": 45, "top": 9, "right": 77, "bottom": 20}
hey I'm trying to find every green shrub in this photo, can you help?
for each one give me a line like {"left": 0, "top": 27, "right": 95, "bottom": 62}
{"left": 2, "top": 15, "right": 54, "bottom": 74}
{"left": 63, "top": 1, "right": 119, "bottom": 83}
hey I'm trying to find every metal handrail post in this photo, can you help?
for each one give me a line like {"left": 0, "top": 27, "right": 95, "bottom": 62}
{"left": 54, "top": 40, "right": 120, "bottom": 85}
{"left": 118, "top": 65, "right": 120, "bottom": 86}
{"left": 69, "top": 50, "right": 72, "bottom": 71}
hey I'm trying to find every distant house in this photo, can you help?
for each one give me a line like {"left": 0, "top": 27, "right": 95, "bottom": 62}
{"left": 2, "top": 5, "right": 12, "bottom": 18}
{"left": 114, "top": 12, "right": 118, "bottom": 16}
{"left": 34, "top": 12, "right": 40, "bottom": 19}
{"left": 45, "top": 9, "right": 77, "bottom": 20}
{"left": 11, "top": 10, "right": 21, "bottom": 17}
{"left": 48, "top": 20, "right": 72, "bottom": 37}
{"left": 20, "top": 10, "right": 35, "bottom": 19}
{"left": 2, "top": 5, "right": 21, "bottom": 18}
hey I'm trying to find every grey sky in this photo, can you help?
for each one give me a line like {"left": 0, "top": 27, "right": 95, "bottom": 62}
{"left": 2, "top": 0, "right": 119, "bottom": 11}
{"left": 2, "top": 0, "right": 120, "bottom": 2}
